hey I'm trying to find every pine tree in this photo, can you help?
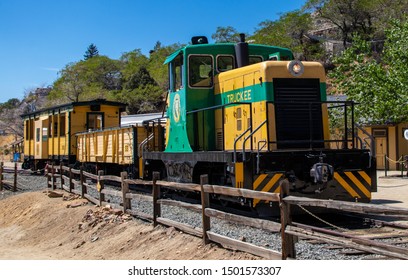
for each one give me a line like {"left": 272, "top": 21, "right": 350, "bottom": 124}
{"left": 84, "top": 44, "right": 99, "bottom": 60}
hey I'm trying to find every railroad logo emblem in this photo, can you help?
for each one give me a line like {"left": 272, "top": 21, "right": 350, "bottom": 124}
{"left": 173, "top": 93, "right": 181, "bottom": 123}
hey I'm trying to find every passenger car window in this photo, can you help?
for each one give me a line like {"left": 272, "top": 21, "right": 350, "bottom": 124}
{"left": 87, "top": 113, "right": 104, "bottom": 130}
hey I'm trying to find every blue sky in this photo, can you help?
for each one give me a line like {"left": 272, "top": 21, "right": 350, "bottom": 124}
{"left": 0, "top": 0, "right": 306, "bottom": 103}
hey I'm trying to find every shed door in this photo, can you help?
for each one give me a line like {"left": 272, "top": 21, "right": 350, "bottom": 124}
{"left": 373, "top": 129, "right": 387, "bottom": 170}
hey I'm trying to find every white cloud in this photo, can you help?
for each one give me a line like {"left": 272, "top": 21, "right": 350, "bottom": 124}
{"left": 41, "top": 67, "right": 60, "bottom": 72}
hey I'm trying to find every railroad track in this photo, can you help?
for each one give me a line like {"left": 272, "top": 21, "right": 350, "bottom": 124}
{"left": 291, "top": 210, "right": 408, "bottom": 259}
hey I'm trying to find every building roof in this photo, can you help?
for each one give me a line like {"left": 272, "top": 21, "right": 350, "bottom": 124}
{"left": 121, "top": 113, "right": 165, "bottom": 126}
{"left": 21, "top": 99, "right": 127, "bottom": 119}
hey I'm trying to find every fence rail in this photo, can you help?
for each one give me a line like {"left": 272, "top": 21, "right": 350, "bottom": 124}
{"left": 281, "top": 193, "right": 408, "bottom": 259}
{"left": 384, "top": 154, "right": 407, "bottom": 177}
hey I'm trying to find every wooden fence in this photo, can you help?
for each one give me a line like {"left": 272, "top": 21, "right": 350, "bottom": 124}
{"left": 50, "top": 165, "right": 284, "bottom": 259}
{"left": 0, "top": 162, "right": 17, "bottom": 192}
{"left": 42, "top": 164, "right": 408, "bottom": 260}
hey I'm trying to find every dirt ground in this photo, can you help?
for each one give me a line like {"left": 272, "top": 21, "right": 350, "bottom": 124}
{"left": 0, "top": 190, "right": 261, "bottom": 260}
{"left": 373, "top": 171, "right": 408, "bottom": 208}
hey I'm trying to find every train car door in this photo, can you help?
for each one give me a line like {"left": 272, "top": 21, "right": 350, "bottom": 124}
{"left": 41, "top": 119, "right": 49, "bottom": 159}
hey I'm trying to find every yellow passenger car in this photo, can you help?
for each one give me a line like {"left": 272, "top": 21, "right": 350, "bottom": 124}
{"left": 21, "top": 99, "right": 126, "bottom": 171}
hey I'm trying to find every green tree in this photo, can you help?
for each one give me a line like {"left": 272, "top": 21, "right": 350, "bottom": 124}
{"left": 0, "top": 98, "right": 20, "bottom": 112}
{"left": 115, "top": 48, "right": 165, "bottom": 113}
{"left": 147, "top": 42, "right": 183, "bottom": 91}
{"left": 302, "top": 0, "right": 397, "bottom": 46}
{"left": 211, "top": 26, "right": 241, "bottom": 43}
{"left": 120, "top": 49, "right": 149, "bottom": 89}
{"left": 0, "top": 98, "right": 24, "bottom": 137}
{"left": 84, "top": 43, "right": 99, "bottom": 60}
{"left": 114, "top": 83, "right": 163, "bottom": 114}
{"left": 370, "top": 0, "right": 408, "bottom": 39}
{"left": 251, "top": 11, "right": 324, "bottom": 60}
{"left": 329, "top": 18, "right": 408, "bottom": 124}
{"left": 50, "top": 56, "right": 121, "bottom": 103}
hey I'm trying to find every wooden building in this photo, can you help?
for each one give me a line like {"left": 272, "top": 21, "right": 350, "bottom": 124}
{"left": 359, "top": 123, "right": 408, "bottom": 170}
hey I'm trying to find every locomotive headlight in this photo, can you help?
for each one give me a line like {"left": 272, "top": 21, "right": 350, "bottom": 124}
{"left": 288, "top": 60, "right": 304, "bottom": 77}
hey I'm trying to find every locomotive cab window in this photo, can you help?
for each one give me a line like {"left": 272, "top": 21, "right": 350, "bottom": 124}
{"left": 249, "top": 56, "right": 263, "bottom": 65}
{"left": 170, "top": 54, "right": 183, "bottom": 92}
{"left": 217, "top": 55, "right": 234, "bottom": 72}
{"left": 189, "top": 55, "right": 213, "bottom": 88}
{"left": 269, "top": 52, "right": 280, "bottom": 61}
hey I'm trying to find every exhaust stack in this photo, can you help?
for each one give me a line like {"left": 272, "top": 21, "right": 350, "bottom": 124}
{"left": 235, "top": 33, "right": 249, "bottom": 68}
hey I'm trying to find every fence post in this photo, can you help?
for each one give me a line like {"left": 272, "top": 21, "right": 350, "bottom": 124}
{"left": 384, "top": 155, "right": 388, "bottom": 177}
{"left": 0, "top": 162, "right": 3, "bottom": 191}
{"left": 47, "top": 163, "right": 51, "bottom": 188}
{"left": 13, "top": 162, "right": 17, "bottom": 192}
{"left": 121, "top": 171, "right": 131, "bottom": 211}
{"left": 200, "top": 174, "right": 210, "bottom": 245}
{"left": 69, "top": 167, "right": 73, "bottom": 193}
{"left": 152, "top": 172, "right": 161, "bottom": 227}
{"left": 51, "top": 162, "right": 56, "bottom": 190}
{"left": 98, "top": 170, "right": 105, "bottom": 207}
{"left": 80, "top": 165, "right": 86, "bottom": 198}
{"left": 60, "top": 162, "right": 63, "bottom": 189}
{"left": 280, "top": 179, "right": 295, "bottom": 260}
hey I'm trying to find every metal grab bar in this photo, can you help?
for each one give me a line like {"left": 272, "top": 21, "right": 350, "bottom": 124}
{"left": 138, "top": 133, "right": 154, "bottom": 158}
{"left": 233, "top": 126, "right": 252, "bottom": 163}
{"left": 257, "top": 140, "right": 267, "bottom": 174}
{"left": 355, "top": 123, "right": 375, "bottom": 157}
{"left": 242, "top": 120, "right": 267, "bottom": 161}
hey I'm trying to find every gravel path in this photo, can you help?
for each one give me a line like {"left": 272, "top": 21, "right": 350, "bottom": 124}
{"left": 0, "top": 173, "right": 48, "bottom": 200}
{"left": 0, "top": 173, "right": 396, "bottom": 260}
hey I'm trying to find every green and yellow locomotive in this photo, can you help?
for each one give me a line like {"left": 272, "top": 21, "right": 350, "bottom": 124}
{"left": 142, "top": 35, "right": 376, "bottom": 207}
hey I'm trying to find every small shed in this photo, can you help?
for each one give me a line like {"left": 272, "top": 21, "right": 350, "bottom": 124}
{"left": 359, "top": 123, "right": 408, "bottom": 170}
